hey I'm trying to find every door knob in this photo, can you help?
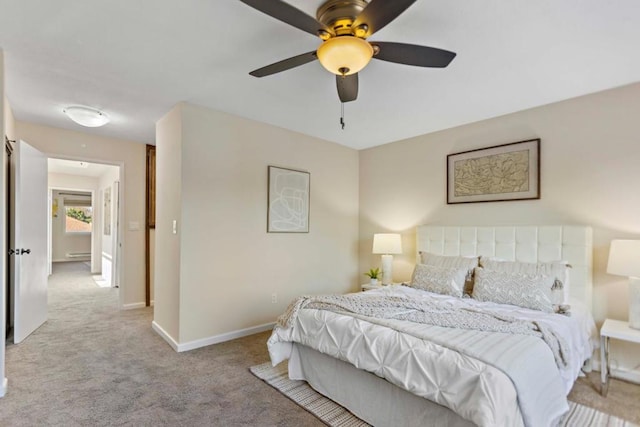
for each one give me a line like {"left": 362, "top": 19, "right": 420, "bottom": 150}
{"left": 20, "top": 249, "right": 31, "bottom": 255}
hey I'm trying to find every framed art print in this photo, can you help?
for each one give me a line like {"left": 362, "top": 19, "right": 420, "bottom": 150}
{"left": 447, "top": 139, "right": 540, "bottom": 204}
{"left": 267, "top": 166, "right": 310, "bottom": 233}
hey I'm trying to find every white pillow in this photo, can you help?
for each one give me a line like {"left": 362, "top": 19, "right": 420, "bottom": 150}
{"left": 419, "top": 252, "right": 479, "bottom": 294}
{"left": 410, "top": 264, "right": 468, "bottom": 298}
{"left": 472, "top": 267, "right": 555, "bottom": 313}
{"left": 479, "top": 257, "right": 570, "bottom": 304}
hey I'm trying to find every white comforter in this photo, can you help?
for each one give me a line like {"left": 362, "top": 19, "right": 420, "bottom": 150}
{"left": 268, "top": 285, "right": 597, "bottom": 427}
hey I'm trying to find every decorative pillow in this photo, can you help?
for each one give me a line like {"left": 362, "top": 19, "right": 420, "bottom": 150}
{"left": 479, "top": 257, "right": 571, "bottom": 304}
{"left": 410, "top": 264, "right": 468, "bottom": 297}
{"left": 471, "top": 267, "right": 555, "bottom": 313}
{"left": 419, "top": 252, "right": 479, "bottom": 294}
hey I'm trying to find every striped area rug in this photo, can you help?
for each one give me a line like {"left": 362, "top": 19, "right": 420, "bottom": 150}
{"left": 250, "top": 362, "right": 637, "bottom": 427}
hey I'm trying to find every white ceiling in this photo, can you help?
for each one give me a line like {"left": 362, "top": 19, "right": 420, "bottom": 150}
{"left": 1, "top": 0, "right": 639, "bottom": 150}
{"left": 48, "top": 158, "right": 116, "bottom": 178}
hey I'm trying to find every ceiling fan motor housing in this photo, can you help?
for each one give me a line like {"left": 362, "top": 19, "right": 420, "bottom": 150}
{"left": 317, "top": 0, "right": 368, "bottom": 36}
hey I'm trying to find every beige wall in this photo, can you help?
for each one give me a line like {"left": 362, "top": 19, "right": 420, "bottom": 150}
{"left": 154, "top": 106, "right": 182, "bottom": 340}
{"left": 154, "top": 103, "right": 360, "bottom": 345}
{"left": 0, "top": 51, "right": 8, "bottom": 396}
{"left": 4, "top": 98, "right": 14, "bottom": 142}
{"left": 359, "top": 82, "right": 640, "bottom": 375}
{"left": 15, "top": 121, "right": 147, "bottom": 307}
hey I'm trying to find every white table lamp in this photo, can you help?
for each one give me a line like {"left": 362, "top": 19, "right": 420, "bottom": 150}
{"left": 372, "top": 233, "right": 402, "bottom": 285}
{"left": 607, "top": 239, "right": 640, "bottom": 330}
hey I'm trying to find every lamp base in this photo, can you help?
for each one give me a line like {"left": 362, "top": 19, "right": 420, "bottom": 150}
{"left": 630, "top": 277, "right": 640, "bottom": 330}
{"left": 381, "top": 254, "right": 393, "bottom": 285}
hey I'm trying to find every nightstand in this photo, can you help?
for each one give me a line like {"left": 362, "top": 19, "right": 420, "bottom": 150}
{"left": 361, "top": 283, "right": 406, "bottom": 292}
{"left": 600, "top": 319, "right": 640, "bottom": 396}
{"left": 361, "top": 283, "right": 383, "bottom": 292}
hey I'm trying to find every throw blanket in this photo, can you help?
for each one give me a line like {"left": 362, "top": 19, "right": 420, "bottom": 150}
{"left": 277, "top": 293, "right": 570, "bottom": 369}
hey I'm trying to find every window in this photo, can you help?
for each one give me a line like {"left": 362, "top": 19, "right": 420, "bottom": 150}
{"left": 65, "top": 206, "right": 93, "bottom": 233}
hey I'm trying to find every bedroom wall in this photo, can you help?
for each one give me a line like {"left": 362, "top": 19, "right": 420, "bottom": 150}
{"left": 0, "top": 50, "right": 8, "bottom": 397}
{"left": 154, "top": 103, "right": 359, "bottom": 347}
{"left": 154, "top": 105, "right": 182, "bottom": 341}
{"left": 15, "top": 121, "right": 147, "bottom": 308}
{"left": 359, "top": 81, "right": 640, "bottom": 380}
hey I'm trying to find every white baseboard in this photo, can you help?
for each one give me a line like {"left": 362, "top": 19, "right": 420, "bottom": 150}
{"left": 151, "top": 321, "right": 275, "bottom": 353}
{"left": 122, "top": 302, "right": 146, "bottom": 310}
{"left": 152, "top": 321, "right": 179, "bottom": 352}
{"left": 0, "top": 377, "right": 7, "bottom": 398}
{"left": 592, "top": 360, "right": 640, "bottom": 384}
{"left": 176, "top": 322, "right": 275, "bottom": 352}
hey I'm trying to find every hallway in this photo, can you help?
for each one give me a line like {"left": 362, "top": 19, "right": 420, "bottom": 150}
{"left": 0, "top": 262, "right": 307, "bottom": 426}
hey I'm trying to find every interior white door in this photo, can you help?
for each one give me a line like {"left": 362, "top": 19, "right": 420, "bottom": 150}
{"left": 11, "top": 140, "right": 48, "bottom": 343}
{"left": 111, "top": 181, "right": 120, "bottom": 287}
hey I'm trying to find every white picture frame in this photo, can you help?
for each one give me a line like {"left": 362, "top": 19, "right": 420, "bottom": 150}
{"left": 267, "top": 166, "right": 310, "bottom": 233}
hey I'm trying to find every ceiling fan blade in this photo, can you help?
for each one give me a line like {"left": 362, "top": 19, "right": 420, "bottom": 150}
{"left": 249, "top": 51, "right": 318, "bottom": 77}
{"left": 238, "top": 0, "right": 333, "bottom": 37}
{"left": 336, "top": 73, "right": 358, "bottom": 103}
{"left": 352, "top": 0, "right": 417, "bottom": 37}
{"left": 372, "top": 42, "right": 456, "bottom": 68}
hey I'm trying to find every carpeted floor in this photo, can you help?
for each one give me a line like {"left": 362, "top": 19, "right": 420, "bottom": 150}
{"left": 2, "top": 262, "right": 322, "bottom": 426}
{"left": 2, "top": 261, "right": 639, "bottom": 426}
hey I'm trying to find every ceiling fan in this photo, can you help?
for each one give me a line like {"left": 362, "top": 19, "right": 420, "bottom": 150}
{"left": 239, "top": 0, "right": 456, "bottom": 103}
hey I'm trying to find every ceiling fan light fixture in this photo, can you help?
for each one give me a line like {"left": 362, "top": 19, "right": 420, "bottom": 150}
{"left": 317, "top": 36, "right": 373, "bottom": 76}
{"left": 63, "top": 106, "right": 110, "bottom": 128}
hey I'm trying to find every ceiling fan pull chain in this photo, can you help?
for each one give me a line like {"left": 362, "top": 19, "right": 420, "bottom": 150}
{"left": 340, "top": 102, "right": 346, "bottom": 130}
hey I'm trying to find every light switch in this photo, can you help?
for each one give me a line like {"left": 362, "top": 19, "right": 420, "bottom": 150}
{"left": 172, "top": 220, "right": 178, "bottom": 234}
{"left": 129, "top": 221, "right": 140, "bottom": 231}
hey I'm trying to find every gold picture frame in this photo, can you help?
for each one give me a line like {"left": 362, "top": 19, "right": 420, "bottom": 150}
{"left": 447, "top": 139, "right": 540, "bottom": 204}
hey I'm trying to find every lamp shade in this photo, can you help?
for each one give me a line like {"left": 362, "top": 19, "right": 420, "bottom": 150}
{"left": 607, "top": 240, "right": 640, "bottom": 277}
{"left": 316, "top": 36, "right": 373, "bottom": 76}
{"left": 372, "top": 233, "right": 402, "bottom": 255}
{"left": 64, "top": 106, "right": 110, "bottom": 127}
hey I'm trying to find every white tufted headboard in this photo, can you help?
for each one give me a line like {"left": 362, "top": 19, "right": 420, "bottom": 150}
{"left": 416, "top": 225, "right": 593, "bottom": 310}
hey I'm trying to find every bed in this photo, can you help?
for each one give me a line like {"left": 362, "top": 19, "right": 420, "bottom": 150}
{"left": 268, "top": 225, "right": 599, "bottom": 427}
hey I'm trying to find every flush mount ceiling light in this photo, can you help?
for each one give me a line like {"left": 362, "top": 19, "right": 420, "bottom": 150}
{"left": 63, "top": 106, "right": 110, "bottom": 128}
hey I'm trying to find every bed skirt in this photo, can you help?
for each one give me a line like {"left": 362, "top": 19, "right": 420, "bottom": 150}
{"left": 288, "top": 343, "right": 488, "bottom": 427}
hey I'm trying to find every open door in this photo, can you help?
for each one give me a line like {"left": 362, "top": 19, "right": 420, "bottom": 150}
{"left": 10, "top": 140, "right": 48, "bottom": 343}
{"left": 112, "top": 181, "right": 120, "bottom": 288}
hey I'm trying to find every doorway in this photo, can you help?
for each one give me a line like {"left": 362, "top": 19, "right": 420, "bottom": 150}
{"left": 47, "top": 158, "right": 121, "bottom": 290}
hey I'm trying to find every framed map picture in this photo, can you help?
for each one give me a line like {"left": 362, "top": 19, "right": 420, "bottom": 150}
{"left": 268, "top": 166, "right": 310, "bottom": 233}
{"left": 447, "top": 139, "right": 540, "bottom": 204}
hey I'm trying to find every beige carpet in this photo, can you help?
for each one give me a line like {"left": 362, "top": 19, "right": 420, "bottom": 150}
{"left": 2, "top": 261, "right": 639, "bottom": 426}
{"left": 2, "top": 262, "right": 322, "bottom": 426}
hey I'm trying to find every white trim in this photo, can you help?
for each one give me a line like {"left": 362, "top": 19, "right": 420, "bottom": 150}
{"left": 151, "top": 321, "right": 179, "bottom": 352}
{"left": 176, "top": 322, "right": 275, "bottom": 352}
{"left": 122, "top": 302, "right": 146, "bottom": 310}
{"left": 152, "top": 322, "right": 276, "bottom": 353}
{"left": 0, "top": 377, "right": 7, "bottom": 397}
{"left": 592, "top": 360, "right": 640, "bottom": 385}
